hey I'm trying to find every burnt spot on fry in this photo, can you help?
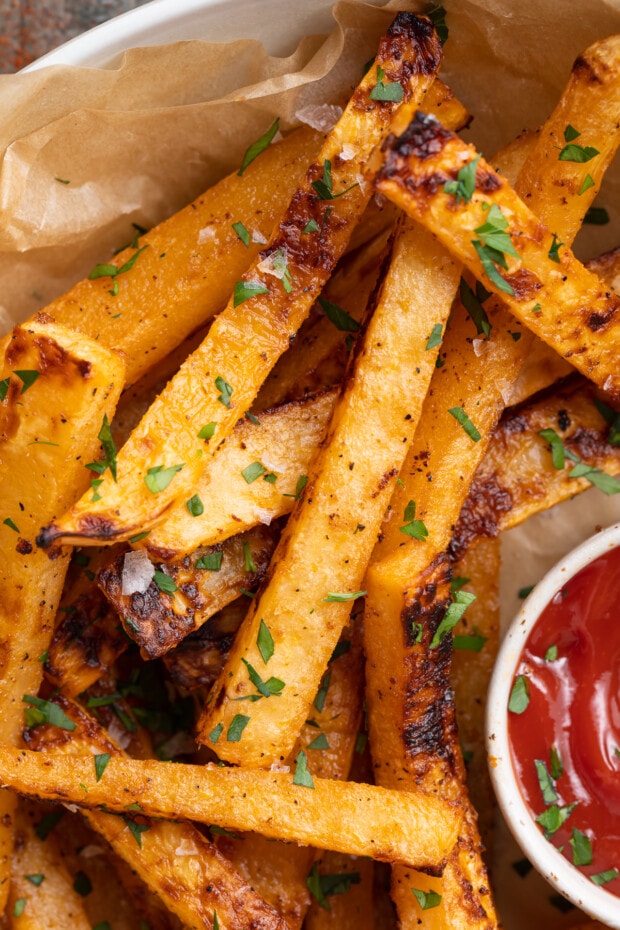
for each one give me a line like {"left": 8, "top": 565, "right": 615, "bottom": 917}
{"left": 587, "top": 298, "right": 619, "bottom": 331}
{"left": 383, "top": 111, "right": 453, "bottom": 164}
{"left": 501, "top": 268, "right": 542, "bottom": 301}
{"left": 450, "top": 476, "right": 513, "bottom": 561}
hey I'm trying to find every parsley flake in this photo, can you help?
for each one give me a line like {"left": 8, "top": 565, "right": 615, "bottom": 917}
{"left": 444, "top": 154, "right": 480, "bottom": 204}
{"left": 94, "top": 753, "right": 110, "bottom": 782}
{"left": 283, "top": 474, "right": 308, "bottom": 500}
{"left": 232, "top": 221, "right": 250, "bottom": 247}
{"left": 73, "top": 870, "right": 93, "bottom": 897}
{"left": 307, "top": 732, "right": 330, "bottom": 750}
{"left": 399, "top": 499, "right": 428, "bottom": 540}
{"left": 426, "top": 323, "right": 443, "bottom": 350}
{"left": 508, "top": 675, "right": 530, "bottom": 714}
{"left": 186, "top": 494, "right": 204, "bottom": 517}
{"left": 430, "top": 588, "right": 476, "bottom": 648}
{"left": 293, "top": 750, "right": 315, "bottom": 788}
{"left": 544, "top": 644, "right": 559, "bottom": 662}
{"left": 411, "top": 887, "right": 442, "bottom": 910}
{"left": 318, "top": 297, "right": 361, "bottom": 333}
{"left": 196, "top": 551, "right": 223, "bottom": 571}
{"left": 209, "top": 722, "right": 223, "bottom": 744}
{"left": 86, "top": 414, "right": 117, "bottom": 481}
{"left": 538, "top": 427, "right": 566, "bottom": 469}
{"left": 536, "top": 802, "right": 577, "bottom": 839}
{"left": 591, "top": 868, "right": 619, "bottom": 886}
{"left": 3, "top": 517, "right": 19, "bottom": 533}
{"left": 578, "top": 173, "right": 595, "bottom": 195}
{"left": 215, "top": 375, "right": 233, "bottom": 408}
{"left": 226, "top": 714, "right": 250, "bottom": 742}
{"left": 238, "top": 118, "right": 280, "bottom": 176}
{"left": 369, "top": 66, "right": 403, "bottom": 102}
{"left": 427, "top": 3, "right": 448, "bottom": 43}
{"left": 13, "top": 899, "right": 26, "bottom": 918}
{"left": 448, "top": 406, "right": 481, "bottom": 442}
{"left": 25, "top": 874, "right": 45, "bottom": 886}
{"left": 558, "top": 143, "right": 600, "bottom": 163}
{"left": 144, "top": 463, "right": 184, "bottom": 493}
{"left": 584, "top": 206, "right": 609, "bottom": 225}
{"left": 307, "top": 863, "right": 360, "bottom": 909}
{"left": 257, "top": 619, "right": 275, "bottom": 664}
{"left": 23, "top": 696, "right": 76, "bottom": 731}
{"left": 570, "top": 828, "right": 592, "bottom": 866}
{"left": 311, "top": 159, "right": 358, "bottom": 201}
{"left": 234, "top": 280, "right": 269, "bottom": 306}
{"left": 534, "top": 759, "right": 558, "bottom": 805}
{"left": 323, "top": 591, "right": 366, "bottom": 602}
{"left": 241, "top": 658, "right": 285, "bottom": 699}
{"left": 124, "top": 819, "right": 151, "bottom": 848}
{"left": 198, "top": 422, "right": 217, "bottom": 440}
{"left": 242, "top": 461, "right": 267, "bottom": 483}
{"left": 569, "top": 462, "right": 620, "bottom": 495}
{"left": 153, "top": 570, "right": 177, "bottom": 594}
{"left": 15, "top": 370, "right": 40, "bottom": 394}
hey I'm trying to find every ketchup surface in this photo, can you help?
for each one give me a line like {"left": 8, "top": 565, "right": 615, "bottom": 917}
{"left": 508, "top": 545, "right": 620, "bottom": 896}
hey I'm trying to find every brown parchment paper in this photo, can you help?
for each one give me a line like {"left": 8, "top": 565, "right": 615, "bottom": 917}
{"left": 1, "top": 3, "right": 620, "bottom": 927}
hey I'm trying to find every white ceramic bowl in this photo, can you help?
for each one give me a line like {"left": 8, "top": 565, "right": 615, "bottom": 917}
{"left": 487, "top": 521, "right": 620, "bottom": 928}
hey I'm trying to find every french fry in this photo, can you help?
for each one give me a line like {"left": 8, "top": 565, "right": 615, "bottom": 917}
{"left": 100, "top": 523, "right": 279, "bottom": 658}
{"left": 450, "top": 376, "right": 620, "bottom": 560}
{"left": 0, "top": 126, "right": 321, "bottom": 389}
{"left": 23, "top": 699, "right": 290, "bottom": 930}
{"left": 197, "top": 211, "right": 461, "bottom": 766}
{"left": 450, "top": 539, "right": 501, "bottom": 849}
{"left": 375, "top": 73, "right": 620, "bottom": 398}
{"left": 0, "top": 745, "right": 462, "bottom": 870}
{"left": 38, "top": 13, "right": 444, "bottom": 550}
{"left": 0, "top": 318, "right": 124, "bottom": 910}
{"left": 363, "top": 36, "right": 620, "bottom": 927}
{"left": 9, "top": 802, "right": 91, "bottom": 930}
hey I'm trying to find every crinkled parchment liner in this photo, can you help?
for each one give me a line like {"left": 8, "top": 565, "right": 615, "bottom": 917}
{"left": 1, "top": 1, "right": 620, "bottom": 926}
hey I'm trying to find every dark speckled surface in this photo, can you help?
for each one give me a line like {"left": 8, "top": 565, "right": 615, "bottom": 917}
{"left": 0, "top": 0, "right": 153, "bottom": 72}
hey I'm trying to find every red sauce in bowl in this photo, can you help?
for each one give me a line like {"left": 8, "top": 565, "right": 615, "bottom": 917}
{"left": 508, "top": 544, "right": 620, "bottom": 896}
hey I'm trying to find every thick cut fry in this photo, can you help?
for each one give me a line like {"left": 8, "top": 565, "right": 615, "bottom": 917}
{"left": 162, "top": 599, "right": 245, "bottom": 693}
{"left": 0, "top": 319, "right": 124, "bottom": 910}
{"left": 9, "top": 802, "right": 91, "bottom": 930}
{"left": 376, "top": 108, "right": 620, "bottom": 399}
{"left": 450, "top": 376, "right": 620, "bottom": 560}
{"left": 450, "top": 540, "right": 501, "bottom": 849}
{"left": 0, "top": 126, "right": 321, "bottom": 388}
{"left": 39, "top": 13, "right": 444, "bottom": 550}
{"left": 100, "top": 523, "right": 280, "bottom": 657}
{"left": 198, "top": 213, "right": 461, "bottom": 766}
{"left": 218, "top": 621, "right": 365, "bottom": 929}
{"left": 0, "top": 746, "right": 462, "bottom": 869}
{"left": 24, "top": 700, "right": 289, "bottom": 930}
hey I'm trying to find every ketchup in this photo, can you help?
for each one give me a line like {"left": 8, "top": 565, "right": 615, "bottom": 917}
{"left": 508, "top": 545, "right": 620, "bottom": 896}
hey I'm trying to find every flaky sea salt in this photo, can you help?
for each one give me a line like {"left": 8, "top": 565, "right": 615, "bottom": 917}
{"left": 121, "top": 549, "right": 154, "bottom": 596}
{"left": 295, "top": 103, "right": 343, "bottom": 133}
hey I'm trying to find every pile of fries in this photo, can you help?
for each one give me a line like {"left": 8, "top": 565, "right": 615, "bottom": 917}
{"left": 0, "top": 8, "right": 619, "bottom": 929}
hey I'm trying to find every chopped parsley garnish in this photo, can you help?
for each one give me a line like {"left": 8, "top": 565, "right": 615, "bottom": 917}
{"left": 243, "top": 541, "right": 257, "bottom": 573}
{"left": 3, "top": 517, "right": 19, "bottom": 532}
{"left": 548, "top": 234, "right": 563, "bottom": 263}
{"left": 25, "top": 874, "right": 45, "bottom": 886}
{"left": 233, "top": 280, "right": 269, "bottom": 306}
{"left": 307, "top": 732, "right": 330, "bottom": 750}
{"left": 583, "top": 206, "right": 609, "bottom": 225}
{"left": 196, "top": 551, "right": 223, "bottom": 571}
{"left": 314, "top": 672, "right": 331, "bottom": 713}
{"left": 89, "top": 245, "right": 149, "bottom": 285}
{"left": 460, "top": 277, "right": 491, "bottom": 337}
{"left": 13, "top": 899, "right": 26, "bottom": 918}
{"left": 94, "top": 753, "right": 110, "bottom": 782}
{"left": 209, "top": 722, "right": 223, "bottom": 744}
{"left": 430, "top": 588, "right": 476, "bottom": 648}
{"left": 591, "top": 868, "right": 619, "bottom": 886}
{"left": 549, "top": 746, "right": 563, "bottom": 779}
{"left": 86, "top": 414, "right": 117, "bottom": 481}
{"left": 564, "top": 125, "right": 580, "bottom": 142}
{"left": 128, "top": 531, "right": 150, "bottom": 544}
{"left": 444, "top": 155, "right": 480, "bottom": 204}
{"left": 508, "top": 675, "right": 529, "bottom": 714}
{"left": 144, "top": 463, "right": 184, "bottom": 493}
{"left": 578, "top": 173, "right": 595, "bottom": 195}
{"left": 536, "top": 802, "right": 577, "bottom": 838}
{"left": 15, "top": 370, "right": 40, "bottom": 394}
{"left": 411, "top": 887, "right": 442, "bottom": 910}
{"left": 283, "top": 474, "right": 308, "bottom": 500}
{"left": 257, "top": 619, "right": 274, "bottom": 664}
{"left": 242, "top": 461, "right": 267, "bottom": 483}
{"left": 472, "top": 234, "right": 516, "bottom": 295}
{"left": 232, "top": 221, "right": 251, "bottom": 247}
{"left": 241, "top": 658, "right": 285, "bottom": 699}
{"left": 369, "top": 66, "right": 403, "bottom": 102}
{"left": 538, "top": 427, "right": 566, "bottom": 469}
{"left": 544, "top": 644, "right": 558, "bottom": 662}
{"left": 238, "top": 118, "right": 280, "bottom": 176}
{"left": 534, "top": 759, "right": 558, "bottom": 805}
{"left": 558, "top": 142, "right": 600, "bottom": 163}
{"left": 411, "top": 621, "right": 423, "bottom": 644}
{"left": 198, "top": 422, "right": 217, "bottom": 440}
{"left": 306, "top": 863, "right": 360, "bottom": 909}
{"left": 323, "top": 591, "right": 366, "bottom": 602}
{"left": 448, "top": 406, "right": 481, "bottom": 442}
{"left": 213, "top": 911, "right": 220, "bottom": 930}
{"left": 226, "top": 714, "right": 250, "bottom": 742}
{"left": 124, "top": 819, "right": 151, "bottom": 848}
{"left": 453, "top": 630, "right": 487, "bottom": 652}
{"left": 215, "top": 375, "right": 233, "bottom": 407}
{"left": 311, "top": 159, "right": 358, "bottom": 201}
{"left": 594, "top": 397, "right": 620, "bottom": 446}
{"left": 569, "top": 828, "right": 592, "bottom": 866}
{"left": 427, "top": 3, "right": 448, "bottom": 43}
{"left": 399, "top": 500, "right": 428, "bottom": 540}
{"left": 23, "top": 696, "right": 76, "bottom": 731}
{"left": 0, "top": 378, "right": 9, "bottom": 401}
{"left": 90, "top": 477, "right": 103, "bottom": 502}
{"left": 73, "top": 871, "right": 93, "bottom": 897}
{"left": 153, "top": 570, "right": 177, "bottom": 594}
{"left": 569, "top": 462, "right": 620, "bottom": 495}
{"left": 35, "top": 810, "right": 63, "bottom": 841}
{"left": 303, "top": 218, "right": 320, "bottom": 234}
{"left": 318, "top": 297, "right": 361, "bottom": 333}
{"left": 293, "top": 750, "right": 314, "bottom": 788}
{"left": 518, "top": 585, "right": 534, "bottom": 599}
{"left": 186, "top": 494, "right": 204, "bottom": 517}
{"left": 426, "top": 323, "right": 443, "bottom": 350}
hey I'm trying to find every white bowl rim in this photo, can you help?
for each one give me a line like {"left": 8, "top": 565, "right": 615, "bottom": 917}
{"left": 486, "top": 520, "right": 620, "bottom": 927}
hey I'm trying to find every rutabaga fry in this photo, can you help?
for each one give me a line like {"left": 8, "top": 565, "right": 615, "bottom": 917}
{"left": 196, "top": 214, "right": 461, "bottom": 767}
{"left": 23, "top": 698, "right": 290, "bottom": 930}
{"left": 376, "top": 110, "right": 620, "bottom": 399}
{"left": 0, "top": 126, "right": 321, "bottom": 388}
{"left": 37, "top": 12, "right": 444, "bottom": 550}
{"left": 0, "top": 319, "right": 124, "bottom": 913}
{"left": 0, "top": 746, "right": 462, "bottom": 870}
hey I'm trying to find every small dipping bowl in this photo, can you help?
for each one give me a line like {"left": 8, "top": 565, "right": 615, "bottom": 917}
{"left": 487, "top": 521, "right": 620, "bottom": 927}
